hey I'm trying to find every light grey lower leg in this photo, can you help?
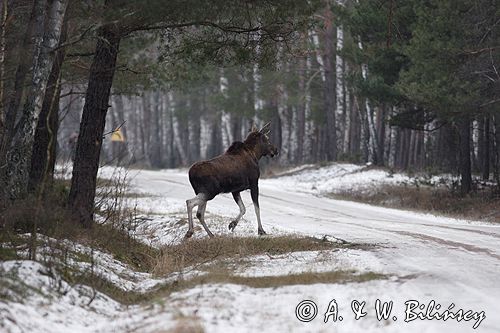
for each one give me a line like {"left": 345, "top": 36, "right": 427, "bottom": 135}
{"left": 250, "top": 186, "right": 266, "bottom": 235}
{"left": 196, "top": 202, "right": 214, "bottom": 237}
{"left": 229, "top": 192, "right": 246, "bottom": 231}
{"left": 185, "top": 194, "right": 205, "bottom": 238}
{"left": 253, "top": 204, "right": 266, "bottom": 235}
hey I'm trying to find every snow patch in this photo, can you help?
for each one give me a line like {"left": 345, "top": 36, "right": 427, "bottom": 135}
{"left": 265, "top": 163, "right": 410, "bottom": 195}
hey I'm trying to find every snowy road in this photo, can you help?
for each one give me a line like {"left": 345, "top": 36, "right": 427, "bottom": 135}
{"left": 128, "top": 168, "right": 500, "bottom": 333}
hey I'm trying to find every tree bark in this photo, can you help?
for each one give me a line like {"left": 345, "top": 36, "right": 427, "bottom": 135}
{"left": 4, "top": 0, "right": 68, "bottom": 199}
{"left": 0, "top": 0, "right": 37, "bottom": 165}
{"left": 149, "top": 91, "right": 163, "bottom": 168}
{"left": 0, "top": 0, "right": 7, "bottom": 122}
{"left": 477, "top": 118, "right": 484, "bottom": 174}
{"left": 322, "top": 7, "right": 337, "bottom": 161}
{"left": 28, "top": 15, "right": 68, "bottom": 192}
{"left": 276, "top": 82, "right": 292, "bottom": 163}
{"left": 375, "top": 105, "right": 386, "bottom": 165}
{"left": 296, "top": 55, "right": 306, "bottom": 163}
{"left": 68, "top": 25, "right": 121, "bottom": 228}
{"left": 356, "top": 95, "right": 369, "bottom": 162}
{"left": 189, "top": 95, "right": 201, "bottom": 163}
{"left": 458, "top": 117, "right": 472, "bottom": 194}
{"left": 348, "top": 89, "right": 360, "bottom": 158}
{"left": 388, "top": 108, "right": 398, "bottom": 168}
{"left": 493, "top": 115, "right": 500, "bottom": 189}
{"left": 365, "top": 100, "right": 379, "bottom": 164}
{"left": 483, "top": 116, "right": 490, "bottom": 180}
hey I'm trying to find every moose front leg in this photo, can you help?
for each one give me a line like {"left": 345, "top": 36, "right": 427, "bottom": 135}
{"left": 250, "top": 185, "right": 266, "bottom": 235}
{"left": 229, "top": 191, "right": 246, "bottom": 232}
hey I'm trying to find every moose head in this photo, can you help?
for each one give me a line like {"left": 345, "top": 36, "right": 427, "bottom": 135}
{"left": 249, "top": 122, "right": 279, "bottom": 158}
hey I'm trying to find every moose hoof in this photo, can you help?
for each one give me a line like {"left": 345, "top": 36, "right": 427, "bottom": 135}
{"left": 258, "top": 229, "right": 267, "bottom": 236}
{"left": 184, "top": 230, "right": 194, "bottom": 239}
{"left": 228, "top": 221, "right": 238, "bottom": 232}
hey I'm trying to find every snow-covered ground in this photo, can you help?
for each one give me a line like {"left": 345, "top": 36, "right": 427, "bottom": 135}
{"left": 266, "top": 163, "right": 411, "bottom": 195}
{"left": 2, "top": 163, "right": 500, "bottom": 332}
{"left": 265, "top": 162, "right": 462, "bottom": 195}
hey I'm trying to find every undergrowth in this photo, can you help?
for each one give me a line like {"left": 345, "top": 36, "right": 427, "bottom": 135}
{"left": 330, "top": 183, "right": 500, "bottom": 222}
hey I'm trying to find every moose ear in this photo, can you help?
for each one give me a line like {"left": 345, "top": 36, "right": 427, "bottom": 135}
{"left": 259, "top": 122, "right": 271, "bottom": 134}
{"left": 250, "top": 123, "right": 258, "bottom": 132}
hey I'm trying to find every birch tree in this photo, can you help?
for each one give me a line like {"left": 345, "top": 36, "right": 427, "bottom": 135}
{"left": 3, "top": 0, "right": 69, "bottom": 199}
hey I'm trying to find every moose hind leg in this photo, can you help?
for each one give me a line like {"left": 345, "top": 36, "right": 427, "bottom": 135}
{"left": 185, "top": 193, "right": 206, "bottom": 238}
{"left": 196, "top": 201, "right": 214, "bottom": 238}
{"left": 250, "top": 185, "right": 266, "bottom": 235}
{"left": 229, "top": 192, "right": 246, "bottom": 232}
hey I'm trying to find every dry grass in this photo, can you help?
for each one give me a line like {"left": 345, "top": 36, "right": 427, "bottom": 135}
{"left": 0, "top": 176, "right": 159, "bottom": 273}
{"left": 329, "top": 184, "right": 500, "bottom": 222}
{"left": 153, "top": 235, "right": 365, "bottom": 276}
{"left": 80, "top": 235, "right": 379, "bottom": 304}
{"left": 0, "top": 203, "right": 158, "bottom": 272}
{"left": 185, "top": 270, "right": 385, "bottom": 289}
{"left": 166, "top": 315, "right": 205, "bottom": 333}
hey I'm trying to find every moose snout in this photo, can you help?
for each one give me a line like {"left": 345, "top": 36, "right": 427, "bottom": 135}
{"left": 270, "top": 146, "right": 279, "bottom": 157}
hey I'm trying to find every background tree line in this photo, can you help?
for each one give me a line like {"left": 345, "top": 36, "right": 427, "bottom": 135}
{"left": 63, "top": 0, "right": 500, "bottom": 194}
{"left": 0, "top": 0, "right": 499, "bottom": 228}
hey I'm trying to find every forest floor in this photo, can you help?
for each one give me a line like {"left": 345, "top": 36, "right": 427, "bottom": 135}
{"left": 1, "top": 163, "right": 500, "bottom": 332}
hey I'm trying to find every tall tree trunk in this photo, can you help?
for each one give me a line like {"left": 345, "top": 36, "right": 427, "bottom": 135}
{"left": 322, "top": 7, "right": 337, "bottom": 161}
{"left": 142, "top": 92, "right": 152, "bottom": 165}
{"left": 388, "top": 108, "right": 398, "bottom": 168}
{"left": 348, "top": 89, "right": 360, "bottom": 158}
{"left": 28, "top": 15, "right": 68, "bottom": 192}
{"left": 477, "top": 118, "right": 484, "bottom": 173}
{"left": 276, "top": 82, "right": 292, "bottom": 163}
{"left": 493, "top": 115, "right": 500, "bottom": 189}
{"left": 189, "top": 96, "right": 201, "bottom": 163}
{"left": 365, "top": 101, "right": 379, "bottom": 164}
{"left": 337, "top": 25, "right": 347, "bottom": 155}
{"left": 167, "top": 93, "right": 176, "bottom": 167}
{"left": 483, "top": 116, "right": 490, "bottom": 180}
{"left": 399, "top": 129, "right": 411, "bottom": 169}
{"left": 296, "top": 56, "right": 306, "bottom": 163}
{"left": 0, "top": 0, "right": 7, "bottom": 123}
{"left": 68, "top": 25, "right": 121, "bottom": 228}
{"left": 170, "top": 93, "right": 188, "bottom": 165}
{"left": 0, "top": 0, "right": 37, "bottom": 168}
{"left": 149, "top": 91, "right": 162, "bottom": 168}
{"left": 304, "top": 52, "right": 314, "bottom": 163}
{"left": 4, "top": 0, "right": 68, "bottom": 199}
{"left": 375, "top": 105, "right": 386, "bottom": 165}
{"left": 356, "top": 95, "right": 369, "bottom": 162}
{"left": 408, "top": 130, "right": 416, "bottom": 167}
{"left": 458, "top": 117, "right": 472, "bottom": 194}
{"left": 138, "top": 97, "right": 146, "bottom": 161}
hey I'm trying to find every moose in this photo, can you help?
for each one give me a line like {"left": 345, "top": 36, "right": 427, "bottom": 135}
{"left": 185, "top": 122, "right": 278, "bottom": 238}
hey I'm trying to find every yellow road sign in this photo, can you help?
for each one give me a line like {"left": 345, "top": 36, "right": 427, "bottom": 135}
{"left": 111, "top": 129, "right": 125, "bottom": 142}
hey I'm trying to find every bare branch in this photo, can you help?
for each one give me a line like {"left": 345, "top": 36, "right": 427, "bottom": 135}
{"left": 53, "top": 25, "right": 96, "bottom": 51}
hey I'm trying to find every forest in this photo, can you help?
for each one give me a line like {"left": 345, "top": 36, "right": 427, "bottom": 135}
{"left": 0, "top": 0, "right": 499, "bottom": 223}
{"left": 1, "top": 1, "right": 500, "bottom": 332}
